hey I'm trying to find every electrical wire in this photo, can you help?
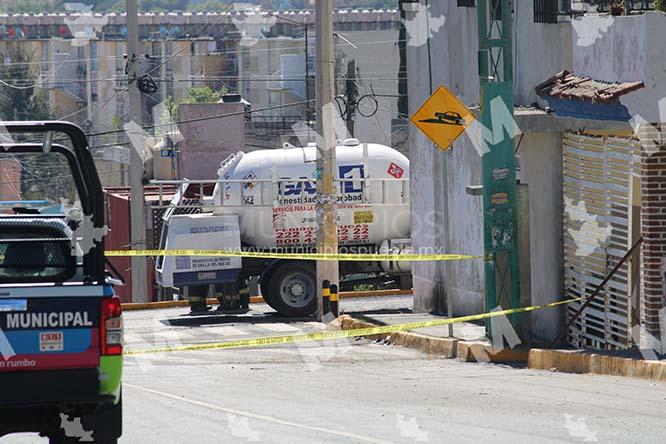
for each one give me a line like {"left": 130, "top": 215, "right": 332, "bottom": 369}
{"left": 0, "top": 78, "right": 37, "bottom": 90}
{"left": 139, "top": 1, "right": 236, "bottom": 83}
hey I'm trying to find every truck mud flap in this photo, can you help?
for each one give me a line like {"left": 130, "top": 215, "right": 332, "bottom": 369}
{"left": 0, "top": 368, "right": 99, "bottom": 405}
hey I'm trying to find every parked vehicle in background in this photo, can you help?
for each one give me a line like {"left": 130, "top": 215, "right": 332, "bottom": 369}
{"left": 156, "top": 139, "right": 413, "bottom": 316}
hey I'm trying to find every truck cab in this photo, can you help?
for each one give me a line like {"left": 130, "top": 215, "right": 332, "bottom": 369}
{"left": 0, "top": 122, "right": 122, "bottom": 443}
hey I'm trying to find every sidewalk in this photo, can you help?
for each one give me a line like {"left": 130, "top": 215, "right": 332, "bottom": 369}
{"left": 352, "top": 311, "right": 486, "bottom": 342}
{"left": 336, "top": 313, "right": 666, "bottom": 382}
{"left": 336, "top": 312, "right": 528, "bottom": 362}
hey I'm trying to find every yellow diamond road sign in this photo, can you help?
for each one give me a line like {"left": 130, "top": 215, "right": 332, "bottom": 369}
{"left": 410, "top": 85, "right": 476, "bottom": 151}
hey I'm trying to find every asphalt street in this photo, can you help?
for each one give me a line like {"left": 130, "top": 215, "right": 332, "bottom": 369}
{"left": 5, "top": 296, "right": 666, "bottom": 443}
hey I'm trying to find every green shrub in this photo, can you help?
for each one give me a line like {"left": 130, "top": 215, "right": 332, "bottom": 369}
{"left": 656, "top": 0, "right": 666, "bottom": 13}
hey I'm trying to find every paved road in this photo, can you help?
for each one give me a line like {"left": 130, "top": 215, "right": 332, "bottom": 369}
{"left": 5, "top": 297, "right": 666, "bottom": 443}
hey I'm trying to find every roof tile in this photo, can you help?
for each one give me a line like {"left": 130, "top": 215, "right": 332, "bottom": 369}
{"left": 535, "top": 70, "right": 643, "bottom": 104}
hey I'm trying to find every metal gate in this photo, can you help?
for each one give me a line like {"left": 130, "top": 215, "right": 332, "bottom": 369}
{"left": 563, "top": 132, "right": 641, "bottom": 349}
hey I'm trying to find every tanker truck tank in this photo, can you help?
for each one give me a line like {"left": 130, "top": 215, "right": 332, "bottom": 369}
{"left": 211, "top": 140, "right": 410, "bottom": 249}
{"left": 158, "top": 140, "right": 411, "bottom": 317}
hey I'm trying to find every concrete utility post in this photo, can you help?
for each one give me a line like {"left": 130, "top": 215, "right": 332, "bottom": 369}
{"left": 477, "top": 0, "right": 521, "bottom": 335}
{"left": 127, "top": 0, "right": 148, "bottom": 303}
{"left": 315, "top": 0, "right": 339, "bottom": 321}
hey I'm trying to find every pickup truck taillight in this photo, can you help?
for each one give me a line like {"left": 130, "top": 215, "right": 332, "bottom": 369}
{"left": 101, "top": 296, "right": 123, "bottom": 356}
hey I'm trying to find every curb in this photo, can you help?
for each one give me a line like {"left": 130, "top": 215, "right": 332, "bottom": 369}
{"left": 528, "top": 349, "right": 666, "bottom": 381}
{"left": 339, "top": 315, "right": 665, "bottom": 381}
{"left": 338, "top": 315, "right": 521, "bottom": 362}
{"left": 121, "top": 289, "right": 412, "bottom": 311}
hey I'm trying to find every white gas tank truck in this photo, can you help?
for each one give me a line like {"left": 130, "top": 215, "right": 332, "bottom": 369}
{"left": 156, "top": 139, "right": 411, "bottom": 316}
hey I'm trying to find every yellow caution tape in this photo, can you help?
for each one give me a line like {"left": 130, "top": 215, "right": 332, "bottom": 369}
{"left": 106, "top": 249, "right": 483, "bottom": 262}
{"left": 124, "top": 296, "right": 582, "bottom": 356}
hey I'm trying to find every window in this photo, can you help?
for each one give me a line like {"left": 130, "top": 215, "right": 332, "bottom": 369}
{"left": 0, "top": 153, "right": 79, "bottom": 208}
{"left": 0, "top": 227, "right": 75, "bottom": 283}
{"left": 458, "top": 0, "right": 475, "bottom": 6}
{"left": 40, "top": 43, "right": 49, "bottom": 74}
{"left": 534, "top": 0, "right": 560, "bottom": 23}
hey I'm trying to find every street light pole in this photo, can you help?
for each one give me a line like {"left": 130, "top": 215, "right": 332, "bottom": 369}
{"left": 315, "top": 0, "right": 339, "bottom": 321}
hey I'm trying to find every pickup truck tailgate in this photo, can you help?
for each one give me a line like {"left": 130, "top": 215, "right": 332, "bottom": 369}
{"left": 0, "top": 296, "right": 100, "bottom": 372}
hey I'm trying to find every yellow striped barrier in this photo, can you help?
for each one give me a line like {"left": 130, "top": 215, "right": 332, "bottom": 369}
{"left": 124, "top": 296, "right": 581, "bottom": 355}
{"left": 106, "top": 249, "right": 483, "bottom": 262}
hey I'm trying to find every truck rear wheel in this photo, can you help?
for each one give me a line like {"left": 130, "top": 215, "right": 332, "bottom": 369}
{"left": 267, "top": 262, "right": 317, "bottom": 317}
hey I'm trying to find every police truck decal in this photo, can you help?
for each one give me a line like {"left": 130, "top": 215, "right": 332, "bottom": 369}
{"left": 0, "top": 298, "right": 100, "bottom": 372}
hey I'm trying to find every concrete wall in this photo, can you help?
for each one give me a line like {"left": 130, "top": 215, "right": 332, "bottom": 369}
{"left": 571, "top": 12, "right": 666, "bottom": 123}
{"left": 520, "top": 133, "right": 564, "bottom": 342}
{"left": 514, "top": 3, "right": 573, "bottom": 106}
{"left": 407, "top": 2, "right": 570, "bottom": 332}
{"left": 572, "top": 14, "right": 646, "bottom": 84}
{"left": 407, "top": 2, "right": 483, "bottom": 314}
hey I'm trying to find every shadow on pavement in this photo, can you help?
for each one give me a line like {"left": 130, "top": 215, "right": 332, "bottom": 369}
{"left": 163, "top": 312, "right": 313, "bottom": 327}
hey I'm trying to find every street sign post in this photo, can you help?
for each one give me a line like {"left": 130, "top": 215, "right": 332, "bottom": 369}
{"left": 410, "top": 85, "right": 475, "bottom": 337}
{"left": 410, "top": 86, "right": 476, "bottom": 151}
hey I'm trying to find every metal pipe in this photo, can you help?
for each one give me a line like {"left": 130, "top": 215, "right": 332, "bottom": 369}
{"left": 549, "top": 236, "right": 644, "bottom": 348}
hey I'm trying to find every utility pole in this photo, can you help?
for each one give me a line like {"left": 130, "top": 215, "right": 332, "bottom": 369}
{"left": 315, "top": 0, "right": 339, "bottom": 322}
{"left": 304, "top": 24, "right": 311, "bottom": 125}
{"left": 477, "top": 0, "right": 521, "bottom": 335}
{"left": 127, "top": 0, "right": 149, "bottom": 303}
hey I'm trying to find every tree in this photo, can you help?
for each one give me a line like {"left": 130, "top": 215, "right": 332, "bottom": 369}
{"left": 156, "top": 86, "right": 227, "bottom": 135}
{"left": 656, "top": 0, "right": 666, "bottom": 13}
{"left": 184, "top": 85, "right": 227, "bottom": 104}
{"left": 0, "top": 44, "right": 51, "bottom": 121}
{"left": 0, "top": 0, "right": 60, "bottom": 13}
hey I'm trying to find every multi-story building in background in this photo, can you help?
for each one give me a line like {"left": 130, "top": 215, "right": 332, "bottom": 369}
{"left": 0, "top": 9, "right": 402, "bottom": 185}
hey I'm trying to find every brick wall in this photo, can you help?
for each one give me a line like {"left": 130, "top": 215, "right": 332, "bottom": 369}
{"left": 639, "top": 124, "right": 666, "bottom": 343}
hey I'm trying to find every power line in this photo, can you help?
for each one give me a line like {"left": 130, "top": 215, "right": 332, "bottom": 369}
{"left": 0, "top": 75, "right": 404, "bottom": 86}
{"left": 87, "top": 99, "right": 314, "bottom": 138}
{"left": 0, "top": 78, "right": 35, "bottom": 90}
{"left": 0, "top": 36, "right": 407, "bottom": 72}
{"left": 140, "top": 1, "right": 237, "bottom": 81}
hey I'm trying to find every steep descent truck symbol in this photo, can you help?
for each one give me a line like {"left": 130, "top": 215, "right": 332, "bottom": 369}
{"left": 419, "top": 111, "right": 465, "bottom": 126}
